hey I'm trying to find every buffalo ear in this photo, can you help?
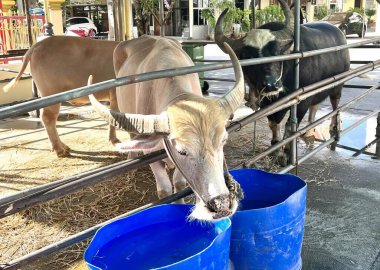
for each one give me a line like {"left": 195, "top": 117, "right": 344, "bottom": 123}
{"left": 279, "top": 38, "right": 294, "bottom": 53}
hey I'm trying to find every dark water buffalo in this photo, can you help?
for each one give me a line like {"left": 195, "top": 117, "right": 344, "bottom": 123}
{"left": 215, "top": 0, "right": 350, "bottom": 161}
{"left": 89, "top": 36, "right": 244, "bottom": 221}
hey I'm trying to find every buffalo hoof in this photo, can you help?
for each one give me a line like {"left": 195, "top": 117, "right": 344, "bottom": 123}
{"left": 55, "top": 148, "right": 71, "bottom": 158}
{"left": 276, "top": 153, "right": 288, "bottom": 167}
{"left": 110, "top": 137, "right": 121, "bottom": 145}
{"left": 301, "top": 130, "right": 316, "bottom": 145}
{"left": 53, "top": 142, "right": 71, "bottom": 157}
{"left": 270, "top": 150, "right": 288, "bottom": 167}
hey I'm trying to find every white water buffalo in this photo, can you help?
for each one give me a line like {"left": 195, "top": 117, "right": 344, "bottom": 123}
{"left": 3, "top": 36, "right": 120, "bottom": 157}
{"left": 215, "top": 0, "right": 350, "bottom": 163}
{"left": 89, "top": 35, "right": 244, "bottom": 221}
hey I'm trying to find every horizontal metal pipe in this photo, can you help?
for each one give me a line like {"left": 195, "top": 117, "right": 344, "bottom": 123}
{"left": 0, "top": 187, "right": 193, "bottom": 270}
{"left": 0, "top": 38, "right": 378, "bottom": 121}
{"left": 350, "top": 60, "right": 372, "bottom": 64}
{"left": 352, "top": 138, "right": 379, "bottom": 157}
{"left": 0, "top": 149, "right": 164, "bottom": 207}
{"left": 0, "top": 150, "right": 167, "bottom": 218}
{"left": 344, "top": 84, "right": 379, "bottom": 89}
{"left": 199, "top": 77, "right": 236, "bottom": 82}
{"left": 279, "top": 108, "right": 380, "bottom": 174}
{"left": 352, "top": 44, "right": 380, "bottom": 49}
{"left": 334, "top": 142, "right": 377, "bottom": 157}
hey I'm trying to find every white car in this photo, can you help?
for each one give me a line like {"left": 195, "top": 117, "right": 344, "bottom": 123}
{"left": 65, "top": 17, "right": 98, "bottom": 38}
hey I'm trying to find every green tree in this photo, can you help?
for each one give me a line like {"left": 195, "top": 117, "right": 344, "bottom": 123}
{"left": 201, "top": 0, "right": 250, "bottom": 32}
{"left": 315, "top": 6, "right": 327, "bottom": 20}
{"left": 134, "top": 0, "right": 176, "bottom": 36}
{"left": 255, "top": 5, "right": 285, "bottom": 26}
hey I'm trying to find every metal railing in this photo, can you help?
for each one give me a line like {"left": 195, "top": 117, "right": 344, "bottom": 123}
{"left": 0, "top": 13, "right": 45, "bottom": 55}
{"left": 0, "top": 36, "right": 380, "bottom": 270}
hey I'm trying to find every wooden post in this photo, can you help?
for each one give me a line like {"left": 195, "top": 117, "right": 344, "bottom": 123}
{"left": 107, "top": 0, "right": 115, "bottom": 40}
{"left": 24, "top": 0, "right": 33, "bottom": 47}
{"left": 374, "top": 112, "right": 380, "bottom": 159}
{"left": 189, "top": 0, "right": 193, "bottom": 38}
{"left": 159, "top": 0, "right": 164, "bottom": 36}
{"left": 124, "top": 0, "right": 133, "bottom": 39}
{"left": 43, "top": 0, "right": 50, "bottom": 22}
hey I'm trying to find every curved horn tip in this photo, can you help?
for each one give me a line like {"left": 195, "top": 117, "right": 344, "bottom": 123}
{"left": 87, "top": 75, "right": 93, "bottom": 85}
{"left": 87, "top": 75, "right": 98, "bottom": 104}
{"left": 222, "top": 8, "right": 229, "bottom": 15}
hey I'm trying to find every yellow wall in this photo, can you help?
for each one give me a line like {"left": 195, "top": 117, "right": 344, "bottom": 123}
{"left": 342, "top": 0, "right": 355, "bottom": 11}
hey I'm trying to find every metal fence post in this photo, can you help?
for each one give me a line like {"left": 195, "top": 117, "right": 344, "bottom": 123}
{"left": 374, "top": 112, "right": 380, "bottom": 159}
{"left": 289, "top": 0, "right": 301, "bottom": 168}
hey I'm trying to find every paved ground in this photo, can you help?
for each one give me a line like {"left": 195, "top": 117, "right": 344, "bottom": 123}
{"left": 203, "top": 33, "right": 380, "bottom": 270}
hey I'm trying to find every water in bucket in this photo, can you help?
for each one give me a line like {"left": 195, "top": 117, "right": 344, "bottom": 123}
{"left": 229, "top": 168, "right": 307, "bottom": 270}
{"left": 84, "top": 204, "right": 231, "bottom": 270}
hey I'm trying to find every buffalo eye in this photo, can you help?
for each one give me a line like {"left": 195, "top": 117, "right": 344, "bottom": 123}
{"left": 177, "top": 149, "right": 188, "bottom": 156}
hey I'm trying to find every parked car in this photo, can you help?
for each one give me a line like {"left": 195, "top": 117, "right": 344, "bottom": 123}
{"left": 64, "top": 17, "right": 98, "bottom": 38}
{"left": 321, "top": 12, "right": 367, "bottom": 37}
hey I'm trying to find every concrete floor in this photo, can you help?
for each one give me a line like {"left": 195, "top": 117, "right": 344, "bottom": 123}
{"left": 299, "top": 148, "right": 380, "bottom": 270}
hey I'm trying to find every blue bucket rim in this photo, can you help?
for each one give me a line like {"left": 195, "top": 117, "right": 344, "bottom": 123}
{"left": 230, "top": 168, "right": 307, "bottom": 212}
{"left": 84, "top": 204, "right": 232, "bottom": 270}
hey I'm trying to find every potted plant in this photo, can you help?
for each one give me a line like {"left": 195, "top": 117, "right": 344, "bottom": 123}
{"left": 365, "top": 8, "right": 376, "bottom": 28}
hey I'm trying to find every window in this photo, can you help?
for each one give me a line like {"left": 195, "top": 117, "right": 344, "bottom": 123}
{"left": 193, "top": 0, "right": 207, "bottom": 25}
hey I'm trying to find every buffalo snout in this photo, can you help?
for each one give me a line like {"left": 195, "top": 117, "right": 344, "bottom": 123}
{"left": 207, "top": 194, "right": 232, "bottom": 219}
{"left": 264, "top": 75, "right": 282, "bottom": 92}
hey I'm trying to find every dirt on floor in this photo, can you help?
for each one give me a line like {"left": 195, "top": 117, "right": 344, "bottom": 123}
{"left": 0, "top": 103, "right": 283, "bottom": 270}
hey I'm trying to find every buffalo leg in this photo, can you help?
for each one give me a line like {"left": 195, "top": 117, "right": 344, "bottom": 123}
{"left": 303, "top": 104, "right": 319, "bottom": 139}
{"left": 41, "top": 103, "right": 71, "bottom": 157}
{"left": 268, "top": 119, "right": 282, "bottom": 145}
{"left": 149, "top": 161, "right": 173, "bottom": 199}
{"left": 283, "top": 103, "right": 310, "bottom": 164}
{"left": 108, "top": 88, "right": 121, "bottom": 145}
{"left": 268, "top": 118, "right": 288, "bottom": 166}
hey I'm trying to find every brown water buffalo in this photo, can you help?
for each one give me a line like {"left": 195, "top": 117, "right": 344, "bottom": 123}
{"left": 89, "top": 35, "right": 245, "bottom": 221}
{"left": 3, "top": 36, "right": 120, "bottom": 157}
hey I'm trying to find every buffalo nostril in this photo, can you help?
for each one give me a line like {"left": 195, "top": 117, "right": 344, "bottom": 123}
{"left": 266, "top": 84, "right": 276, "bottom": 91}
{"left": 207, "top": 194, "right": 230, "bottom": 213}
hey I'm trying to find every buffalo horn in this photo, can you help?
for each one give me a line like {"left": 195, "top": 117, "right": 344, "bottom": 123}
{"left": 214, "top": 8, "right": 245, "bottom": 54}
{"left": 271, "top": 0, "right": 295, "bottom": 45}
{"left": 87, "top": 77, "right": 170, "bottom": 135}
{"left": 217, "top": 42, "right": 245, "bottom": 117}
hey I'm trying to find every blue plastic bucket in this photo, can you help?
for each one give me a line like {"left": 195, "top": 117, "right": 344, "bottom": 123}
{"left": 229, "top": 168, "right": 307, "bottom": 270}
{"left": 84, "top": 204, "right": 231, "bottom": 270}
